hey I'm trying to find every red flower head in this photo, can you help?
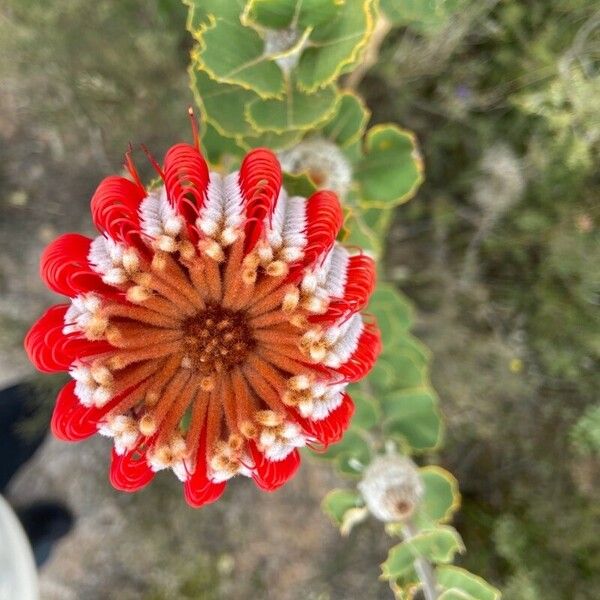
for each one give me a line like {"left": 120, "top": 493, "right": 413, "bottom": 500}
{"left": 25, "top": 119, "right": 381, "bottom": 507}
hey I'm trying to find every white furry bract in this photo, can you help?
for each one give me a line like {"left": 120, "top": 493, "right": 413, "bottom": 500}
{"left": 268, "top": 189, "right": 307, "bottom": 262}
{"left": 323, "top": 314, "right": 364, "bottom": 368}
{"left": 139, "top": 185, "right": 183, "bottom": 250}
{"left": 196, "top": 171, "right": 245, "bottom": 246}
{"left": 259, "top": 421, "right": 306, "bottom": 462}
{"left": 63, "top": 293, "right": 102, "bottom": 335}
{"left": 88, "top": 236, "right": 128, "bottom": 284}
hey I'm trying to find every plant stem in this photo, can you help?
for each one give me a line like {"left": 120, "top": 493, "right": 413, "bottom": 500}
{"left": 403, "top": 520, "right": 439, "bottom": 600}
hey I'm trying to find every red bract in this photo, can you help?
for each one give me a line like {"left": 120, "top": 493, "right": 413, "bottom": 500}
{"left": 25, "top": 127, "right": 381, "bottom": 507}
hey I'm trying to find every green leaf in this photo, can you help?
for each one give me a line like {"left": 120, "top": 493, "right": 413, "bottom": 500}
{"left": 368, "top": 356, "right": 399, "bottom": 393}
{"left": 416, "top": 466, "right": 461, "bottom": 526}
{"left": 238, "top": 127, "right": 304, "bottom": 152}
{"left": 384, "top": 334, "right": 431, "bottom": 372}
{"left": 436, "top": 566, "right": 501, "bottom": 600}
{"left": 361, "top": 207, "right": 393, "bottom": 238}
{"left": 184, "top": 0, "right": 245, "bottom": 38}
{"left": 321, "top": 90, "right": 371, "bottom": 148}
{"left": 341, "top": 206, "right": 383, "bottom": 256}
{"left": 341, "top": 206, "right": 394, "bottom": 258}
{"left": 201, "top": 122, "right": 244, "bottom": 166}
{"left": 355, "top": 124, "right": 424, "bottom": 208}
{"left": 381, "top": 526, "right": 464, "bottom": 581}
{"left": 244, "top": 0, "right": 338, "bottom": 29}
{"left": 381, "top": 388, "right": 443, "bottom": 452}
{"left": 347, "top": 387, "right": 381, "bottom": 430}
{"left": 297, "top": 0, "right": 376, "bottom": 92}
{"left": 315, "top": 429, "right": 371, "bottom": 475}
{"left": 283, "top": 171, "right": 317, "bottom": 197}
{"left": 389, "top": 354, "right": 427, "bottom": 389}
{"left": 246, "top": 80, "right": 339, "bottom": 132}
{"left": 342, "top": 137, "right": 364, "bottom": 164}
{"left": 198, "top": 15, "right": 285, "bottom": 98}
{"left": 369, "top": 341, "right": 431, "bottom": 402}
{"left": 368, "top": 283, "right": 414, "bottom": 347}
{"left": 190, "top": 64, "right": 257, "bottom": 138}
{"left": 439, "top": 590, "right": 478, "bottom": 600}
{"left": 322, "top": 489, "right": 362, "bottom": 524}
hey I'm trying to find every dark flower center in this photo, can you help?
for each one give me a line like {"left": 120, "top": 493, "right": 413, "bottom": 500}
{"left": 182, "top": 304, "right": 255, "bottom": 373}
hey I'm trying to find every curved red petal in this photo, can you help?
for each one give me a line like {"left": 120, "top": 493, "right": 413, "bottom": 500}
{"left": 184, "top": 477, "right": 226, "bottom": 508}
{"left": 296, "top": 393, "right": 355, "bottom": 448}
{"left": 90, "top": 175, "right": 146, "bottom": 248}
{"left": 183, "top": 427, "right": 226, "bottom": 508}
{"left": 25, "top": 304, "right": 69, "bottom": 372}
{"left": 314, "top": 253, "right": 377, "bottom": 323}
{"left": 40, "top": 233, "right": 114, "bottom": 297}
{"left": 163, "top": 142, "right": 210, "bottom": 233}
{"left": 50, "top": 379, "right": 117, "bottom": 442}
{"left": 25, "top": 305, "right": 112, "bottom": 373}
{"left": 238, "top": 148, "right": 282, "bottom": 253}
{"left": 109, "top": 446, "right": 155, "bottom": 492}
{"left": 289, "top": 191, "right": 343, "bottom": 281}
{"left": 249, "top": 442, "right": 301, "bottom": 492}
{"left": 336, "top": 322, "right": 382, "bottom": 383}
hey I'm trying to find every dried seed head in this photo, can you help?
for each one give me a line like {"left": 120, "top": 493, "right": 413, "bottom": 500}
{"left": 472, "top": 143, "right": 524, "bottom": 218}
{"left": 358, "top": 454, "right": 424, "bottom": 523}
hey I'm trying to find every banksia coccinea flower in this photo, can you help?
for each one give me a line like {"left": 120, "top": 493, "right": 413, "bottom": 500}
{"left": 25, "top": 115, "right": 381, "bottom": 507}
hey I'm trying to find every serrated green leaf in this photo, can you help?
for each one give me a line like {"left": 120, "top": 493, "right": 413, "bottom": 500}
{"left": 381, "top": 388, "right": 443, "bottom": 452}
{"left": 184, "top": 0, "right": 245, "bottom": 38}
{"left": 201, "top": 122, "right": 244, "bottom": 166}
{"left": 246, "top": 80, "right": 338, "bottom": 133}
{"left": 390, "top": 354, "right": 427, "bottom": 389}
{"left": 381, "top": 526, "right": 464, "bottom": 580}
{"left": 282, "top": 171, "right": 318, "bottom": 197}
{"left": 355, "top": 124, "right": 424, "bottom": 208}
{"left": 322, "top": 488, "right": 363, "bottom": 525}
{"left": 415, "top": 466, "right": 461, "bottom": 526}
{"left": 314, "top": 429, "right": 371, "bottom": 475}
{"left": 436, "top": 566, "right": 501, "bottom": 600}
{"left": 347, "top": 387, "right": 381, "bottom": 430}
{"left": 387, "top": 334, "right": 431, "bottom": 370}
{"left": 297, "top": 0, "right": 376, "bottom": 92}
{"left": 362, "top": 207, "right": 394, "bottom": 242}
{"left": 340, "top": 207, "right": 387, "bottom": 250}
{"left": 198, "top": 16, "right": 285, "bottom": 98}
{"left": 341, "top": 206, "right": 383, "bottom": 256}
{"left": 244, "top": 0, "right": 338, "bottom": 29}
{"left": 321, "top": 91, "right": 371, "bottom": 148}
{"left": 378, "top": 335, "right": 431, "bottom": 386}
{"left": 368, "top": 356, "right": 398, "bottom": 393}
{"left": 340, "top": 0, "right": 380, "bottom": 75}
{"left": 238, "top": 127, "right": 304, "bottom": 152}
{"left": 341, "top": 197, "right": 394, "bottom": 252}
{"left": 342, "top": 137, "right": 364, "bottom": 164}
{"left": 190, "top": 64, "right": 258, "bottom": 138}
{"left": 368, "top": 284, "right": 414, "bottom": 346}
{"left": 369, "top": 339, "right": 432, "bottom": 399}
